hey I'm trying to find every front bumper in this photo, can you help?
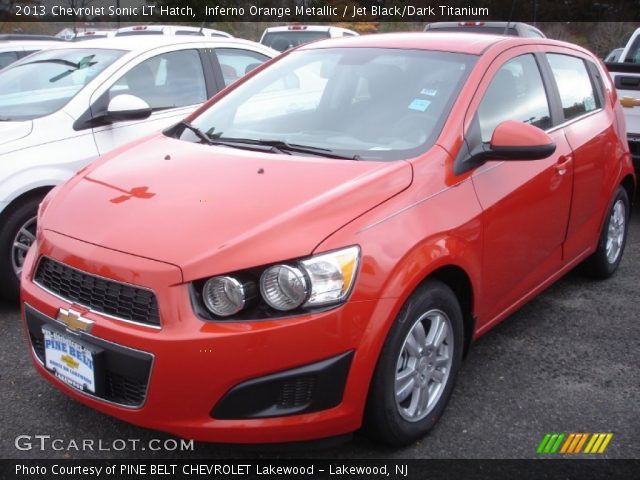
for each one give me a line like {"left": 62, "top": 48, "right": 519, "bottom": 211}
{"left": 21, "top": 230, "right": 395, "bottom": 443}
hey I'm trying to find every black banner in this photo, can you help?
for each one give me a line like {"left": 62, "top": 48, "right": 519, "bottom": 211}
{"left": 1, "top": 459, "right": 639, "bottom": 480}
{"left": 1, "top": 0, "right": 640, "bottom": 23}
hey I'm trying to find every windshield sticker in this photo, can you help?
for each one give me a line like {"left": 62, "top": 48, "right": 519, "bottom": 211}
{"left": 420, "top": 88, "right": 437, "bottom": 96}
{"left": 408, "top": 99, "right": 431, "bottom": 112}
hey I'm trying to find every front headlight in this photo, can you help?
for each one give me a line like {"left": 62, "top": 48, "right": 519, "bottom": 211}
{"left": 192, "top": 246, "right": 360, "bottom": 320}
{"left": 202, "top": 276, "right": 257, "bottom": 317}
{"left": 300, "top": 246, "right": 359, "bottom": 307}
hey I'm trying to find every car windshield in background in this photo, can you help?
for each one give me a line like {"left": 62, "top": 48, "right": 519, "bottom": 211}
{"left": 261, "top": 31, "right": 331, "bottom": 51}
{"left": 0, "top": 48, "right": 123, "bottom": 120}
{"left": 429, "top": 26, "right": 518, "bottom": 35}
{"left": 183, "top": 48, "right": 476, "bottom": 161}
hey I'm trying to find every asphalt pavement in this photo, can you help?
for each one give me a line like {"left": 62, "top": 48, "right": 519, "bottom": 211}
{"left": 1, "top": 206, "right": 638, "bottom": 460}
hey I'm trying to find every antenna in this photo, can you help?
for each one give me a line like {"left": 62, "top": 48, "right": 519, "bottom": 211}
{"left": 199, "top": 21, "right": 205, "bottom": 34}
{"left": 504, "top": 0, "right": 517, "bottom": 35}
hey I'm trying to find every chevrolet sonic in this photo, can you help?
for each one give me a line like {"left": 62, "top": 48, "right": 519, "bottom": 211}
{"left": 21, "top": 33, "right": 635, "bottom": 446}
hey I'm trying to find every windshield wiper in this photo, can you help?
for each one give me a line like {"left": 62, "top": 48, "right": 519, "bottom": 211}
{"left": 210, "top": 137, "right": 360, "bottom": 160}
{"left": 179, "top": 123, "right": 288, "bottom": 155}
{"left": 30, "top": 55, "right": 98, "bottom": 83}
{"left": 179, "top": 121, "right": 215, "bottom": 145}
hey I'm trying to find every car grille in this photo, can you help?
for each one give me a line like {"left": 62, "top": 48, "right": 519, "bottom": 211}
{"left": 26, "top": 305, "right": 152, "bottom": 408}
{"left": 34, "top": 257, "right": 160, "bottom": 327}
{"left": 278, "top": 376, "right": 316, "bottom": 408}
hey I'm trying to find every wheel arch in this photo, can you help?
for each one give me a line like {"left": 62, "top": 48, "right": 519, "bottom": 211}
{"left": 0, "top": 185, "right": 53, "bottom": 222}
{"left": 425, "top": 265, "right": 476, "bottom": 357}
{"left": 621, "top": 174, "right": 636, "bottom": 208}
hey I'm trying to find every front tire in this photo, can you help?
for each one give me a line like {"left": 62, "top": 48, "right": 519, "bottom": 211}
{"left": 0, "top": 196, "right": 42, "bottom": 302}
{"left": 364, "top": 280, "right": 464, "bottom": 446}
{"left": 582, "top": 187, "right": 630, "bottom": 279}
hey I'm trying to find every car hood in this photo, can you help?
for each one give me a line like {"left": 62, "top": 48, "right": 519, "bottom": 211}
{"left": 0, "top": 120, "right": 32, "bottom": 146}
{"left": 43, "top": 135, "right": 413, "bottom": 281}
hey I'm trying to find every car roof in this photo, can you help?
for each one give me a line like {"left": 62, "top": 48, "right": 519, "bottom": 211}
{"left": 264, "top": 25, "right": 354, "bottom": 33}
{"left": 0, "top": 40, "right": 65, "bottom": 48}
{"left": 47, "top": 35, "right": 268, "bottom": 53}
{"left": 299, "top": 32, "right": 577, "bottom": 56}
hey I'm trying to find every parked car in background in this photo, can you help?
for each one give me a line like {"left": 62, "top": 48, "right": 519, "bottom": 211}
{"left": 21, "top": 33, "right": 634, "bottom": 446}
{"left": 0, "top": 36, "right": 275, "bottom": 300}
{"left": 0, "top": 35, "right": 64, "bottom": 70}
{"left": 424, "top": 21, "right": 546, "bottom": 38}
{"left": 605, "top": 47, "right": 624, "bottom": 63}
{"left": 74, "top": 30, "right": 116, "bottom": 41}
{"left": 606, "top": 27, "right": 640, "bottom": 171}
{"left": 260, "top": 25, "right": 358, "bottom": 52}
{"left": 115, "top": 25, "right": 232, "bottom": 38}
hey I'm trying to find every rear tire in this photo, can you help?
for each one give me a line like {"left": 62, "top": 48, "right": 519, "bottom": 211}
{"left": 0, "top": 196, "right": 42, "bottom": 302}
{"left": 582, "top": 187, "right": 630, "bottom": 279}
{"left": 364, "top": 280, "right": 464, "bottom": 446}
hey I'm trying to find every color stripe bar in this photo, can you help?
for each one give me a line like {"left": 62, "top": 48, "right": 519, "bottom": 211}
{"left": 538, "top": 432, "right": 613, "bottom": 455}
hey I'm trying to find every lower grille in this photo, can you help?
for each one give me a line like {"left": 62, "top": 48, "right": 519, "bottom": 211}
{"left": 34, "top": 256, "right": 160, "bottom": 327}
{"left": 278, "top": 376, "right": 316, "bottom": 408}
{"left": 26, "top": 304, "right": 152, "bottom": 407}
{"left": 105, "top": 371, "right": 148, "bottom": 407}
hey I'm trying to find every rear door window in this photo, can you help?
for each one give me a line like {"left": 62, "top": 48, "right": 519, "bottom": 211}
{"left": 546, "top": 53, "right": 599, "bottom": 121}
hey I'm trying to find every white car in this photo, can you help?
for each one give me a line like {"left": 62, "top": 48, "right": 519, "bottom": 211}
{"left": 260, "top": 25, "right": 358, "bottom": 52}
{"left": 0, "top": 35, "right": 276, "bottom": 299}
{"left": 0, "top": 36, "right": 65, "bottom": 70}
{"left": 115, "top": 25, "right": 232, "bottom": 38}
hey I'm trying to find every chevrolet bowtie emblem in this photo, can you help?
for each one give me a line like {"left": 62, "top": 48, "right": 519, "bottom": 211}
{"left": 56, "top": 308, "right": 93, "bottom": 333}
{"left": 61, "top": 354, "right": 79, "bottom": 369}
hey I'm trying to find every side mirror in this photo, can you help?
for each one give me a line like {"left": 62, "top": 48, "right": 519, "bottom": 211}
{"left": 105, "top": 94, "right": 152, "bottom": 122}
{"left": 486, "top": 120, "right": 556, "bottom": 160}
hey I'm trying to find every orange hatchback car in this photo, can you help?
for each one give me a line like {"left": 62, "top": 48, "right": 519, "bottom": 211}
{"left": 21, "top": 33, "right": 635, "bottom": 446}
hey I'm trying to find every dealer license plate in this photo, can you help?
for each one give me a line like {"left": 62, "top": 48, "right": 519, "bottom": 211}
{"left": 43, "top": 327, "right": 96, "bottom": 393}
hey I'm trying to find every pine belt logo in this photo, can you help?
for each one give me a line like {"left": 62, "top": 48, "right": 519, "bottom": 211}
{"left": 537, "top": 432, "right": 613, "bottom": 455}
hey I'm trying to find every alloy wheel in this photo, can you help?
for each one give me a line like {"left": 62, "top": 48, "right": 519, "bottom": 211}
{"left": 605, "top": 199, "right": 626, "bottom": 264}
{"left": 11, "top": 216, "right": 36, "bottom": 279}
{"left": 395, "top": 309, "right": 454, "bottom": 422}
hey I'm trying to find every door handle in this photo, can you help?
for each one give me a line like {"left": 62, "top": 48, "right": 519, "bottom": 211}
{"left": 555, "top": 156, "right": 572, "bottom": 176}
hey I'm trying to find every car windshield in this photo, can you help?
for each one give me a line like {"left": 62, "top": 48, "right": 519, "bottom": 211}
{"left": 262, "top": 31, "right": 331, "bottom": 51}
{"left": 184, "top": 48, "right": 475, "bottom": 161}
{"left": 0, "top": 48, "right": 123, "bottom": 120}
